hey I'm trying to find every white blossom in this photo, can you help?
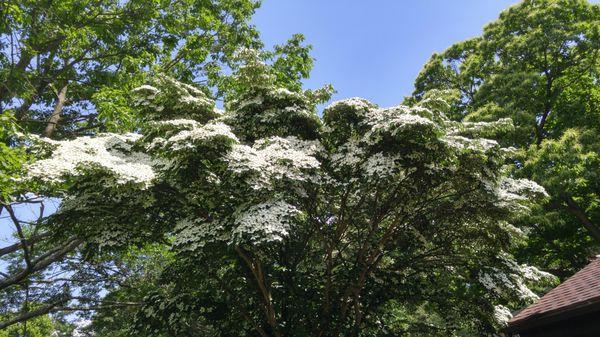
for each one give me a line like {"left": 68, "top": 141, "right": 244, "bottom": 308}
{"left": 478, "top": 268, "right": 538, "bottom": 301}
{"left": 478, "top": 256, "right": 555, "bottom": 303}
{"left": 361, "top": 152, "right": 400, "bottom": 177}
{"left": 179, "top": 94, "right": 213, "bottom": 110}
{"left": 493, "top": 305, "right": 513, "bottom": 326}
{"left": 450, "top": 118, "right": 513, "bottom": 137}
{"left": 497, "top": 178, "right": 548, "bottom": 210}
{"left": 230, "top": 94, "right": 264, "bottom": 111}
{"left": 520, "top": 265, "right": 556, "bottom": 282}
{"left": 442, "top": 135, "right": 499, "bottom": 151}
{"left": 152, "top": 119, "right": 201, "bottom": 128}
{"left": 174, "top": 218, "right": 227, "bottom": 251}
{"left": 27, "top": 133, "right": 155, "bottom": 187}
{"left": 363, "top": 106, "right": 436, "bottom": 145}
{"left": 226, "top": 136, "right": 321, "bottom": 188}
{"left": 330, "top": 139, "right": 365, "bottom": 171}
{"left": 499, "top": 178, "right": 548, "bottom": 199}
{"left": 231, "top": 200, "right": 300, "bottom": 244}
{"left": 325, "top": 97, "right": 373, "bottom": 112}
{"left": 366, "top": 106, "right": 435, "bottom": 136}
{"left": 166, "top": 122, "right": 239, "bottom": 150}
{"left": 132, "top": 85, "right": 159, "bottom": 95}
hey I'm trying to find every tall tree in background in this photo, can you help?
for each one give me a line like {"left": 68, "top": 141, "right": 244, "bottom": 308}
{"left": 0, "top": 0, "right": 261, "bottom": 137}
{"left": 411, "top": 0, "right": 599, "bottom": 277}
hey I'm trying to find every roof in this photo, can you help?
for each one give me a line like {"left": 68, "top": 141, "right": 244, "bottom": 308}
{"left": 507, "top": 257, "right": 600, "bottom": 330}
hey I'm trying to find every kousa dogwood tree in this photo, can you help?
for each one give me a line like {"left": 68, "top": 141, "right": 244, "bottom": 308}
{"left": 14, "top": 50, "right": 555, "bottom": 336}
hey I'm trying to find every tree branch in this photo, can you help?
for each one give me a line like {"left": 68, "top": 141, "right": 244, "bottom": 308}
{"left": 0, "top": 232, "right": 51, "bottom": 257}
{"left": 565, "top": 196, "right": 600, "bottom": 243}
{"left": 0, "top": 237, "right": 83, "bottom": 290}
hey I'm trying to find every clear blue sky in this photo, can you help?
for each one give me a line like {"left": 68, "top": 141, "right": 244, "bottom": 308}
{"left": 252, "top": 0, "right": 520, "bottom": 107}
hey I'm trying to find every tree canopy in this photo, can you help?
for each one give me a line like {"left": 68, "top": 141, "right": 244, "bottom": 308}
{"left": 4, "top": 49, "right": 555, "bottom": 336}
{"left": 0, "top": 0, "right": 261, "bottom": 137}
{"left": 411, "top": 0, "right": 599, "bottom": 277}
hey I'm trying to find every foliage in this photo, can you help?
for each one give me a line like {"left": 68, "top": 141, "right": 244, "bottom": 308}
{"left": 16, "top": 52, "right": 556, "bottom": 336}
{"left": 0, "top": 314, "right": 53, "bottom": 337}
{"left": 0, "top": 1, "right": 258, "bottom": 335}
{"left": 2, "top": 0, "right": 597, "bottom": 335}
{"left": 411, "top": 0, "right": 600, "bottom": 276}
{"left": 0, "top": 0, "right": 261, "bottom": 137}
{"left": 0, "top": 112, "right": 26, "bottom": 202}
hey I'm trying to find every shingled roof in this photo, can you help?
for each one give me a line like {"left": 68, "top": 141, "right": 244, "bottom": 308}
{"left": 506, "top": 257, "right": 600, "bottom": 333}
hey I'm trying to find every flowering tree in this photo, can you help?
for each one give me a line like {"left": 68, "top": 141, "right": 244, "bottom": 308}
{"left": 13, "top": 51, "right": 555, "bottom": 336}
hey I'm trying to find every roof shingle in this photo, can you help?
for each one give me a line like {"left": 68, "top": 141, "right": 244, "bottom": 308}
{"left": 508, "top": 257, "right": 600, "bottom": 326}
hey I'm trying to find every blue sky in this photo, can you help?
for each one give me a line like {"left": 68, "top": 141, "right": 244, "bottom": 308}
{"left": 252, "top": 0, "right": 520, "bottom": 107}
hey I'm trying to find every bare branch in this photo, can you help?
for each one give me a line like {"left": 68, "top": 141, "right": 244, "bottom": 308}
{"left": 0, "top": 232, "right": 51, "bottom": 257}
{"left": 0, "top": 237, "right": 83, "bottom": 290}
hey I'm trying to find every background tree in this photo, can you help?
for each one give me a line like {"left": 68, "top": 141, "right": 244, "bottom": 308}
{"left": 0, "top": 0, "right": 261, "bottom": 137}
{"left": 411, "top": 0, "right": 599, "bottom": 277}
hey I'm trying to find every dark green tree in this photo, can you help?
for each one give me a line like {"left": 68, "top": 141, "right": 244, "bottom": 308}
{"left": 0, "top": 0, "right": 261, "bottom": 137}
{"left": 411, "top": 0, "right": 600, "bottom": 277}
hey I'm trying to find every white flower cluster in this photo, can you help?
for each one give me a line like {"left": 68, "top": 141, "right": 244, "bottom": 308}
{"left": 229, "top": 94, "right": 264, "bottom": 111}
{"left": 325, "top": 97, "right": 373, "bottom": 113}
{"left": 174, "top": 218, "right": 226, "bottom": 251}
{"left": 493, "top": 305, "right": 513, "bottom": 326}
{"left": 164, "top": 121, "right": 239, "bottom": 151}
{"left": 226, "top": 136, "right": 321, "bottom": 188}
{"left": 174, "top": 200, "right": 303, "bottom": 248}
{"left": 231, "top": 200, "right": 300, "bottom": 244}
{"left": 478, "top": 269, "right": 539, "bottom": 301}
{"left": 164, "top": 77, "right": 214, "bottom": 113}
{"left": 132, "top": 76, "right": 218, "bottom": 121}
{"left": 520, "top": 265, "right": 556, "bottom": 282}
{"left": 365, "top": 106, "right": 436, "bottom": 142}
{"left": 152, "top": 119, "right": 200, "bottom": 128}
{"left": 457, "top": 118, "right": 513, "bottom": 136}
{"left": 499, "top": 178, "right": 548, "bottom": 200}
{"left": 361, "top": 152, "right": 401, "bottom": 177}
{"left": 132, "top": 85, "right": 163, "bottom": 111}
{"left": 27, "top": 134, "right": 155, "bottom": 187}
{"left": 330, "top": 139, "right": 365, "bottom": 171}
{"left": 268, "top": 87, "right": 307, "bottom": 103}
{"left": 132, "top": 85, "right": 159, "bottom": 96}
{"left": 497, "top": 177, "right": 548, "bottom": 210}
{"left": 498, "top": 221, "right": 526, "bottom": 239}
{"left": 441, "top": 118, "right": 514, "bottom": 154}
{"left": 442, "top": 135, "right": 499, "bottom": 152}
{"left": 478, "top": 255, "right": 556, "bottom": 304}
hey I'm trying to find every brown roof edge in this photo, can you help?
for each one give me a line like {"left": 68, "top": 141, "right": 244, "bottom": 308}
{"left": 505, "top": 295, "right": 600, "bottom": 333}
{"left": 505, "top": 257, "right": 600, "bottom": 333}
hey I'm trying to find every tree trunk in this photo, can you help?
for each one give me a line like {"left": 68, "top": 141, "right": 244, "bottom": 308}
{"left": 565, "top": 196, "right": 600, "bottom": 243}
{"left": 44, "top": 84, "right": 68, "bottom": 137}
